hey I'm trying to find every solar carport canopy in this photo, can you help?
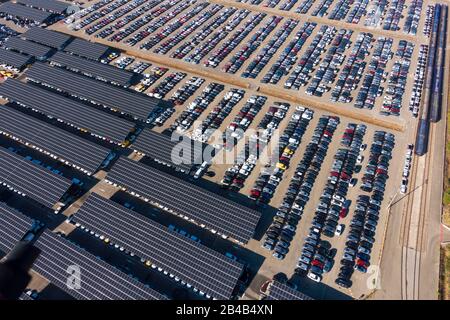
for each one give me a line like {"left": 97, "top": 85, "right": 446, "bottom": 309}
{"left": 0, "top": 107, "right": 111, "bottom": 175}
{"left": 266, "top": 281, "right": 313, "bottom": 300}
{"left": 33, "top": 230, "right": 167, "bottom": 300}
{"left": 107, "top": 157, "right": 261, "bottom": 243}
{"left": 0, "top": 47, "right": 32, "bottom": 69}
{"left": 3, "top": 37, "right": 52, "bottom": 58}
{"left": 21, "top": 27, "right": 72, "bottom": 49}
{"left": 48, "top": 51, "right": 135, "bottom": 86}
{"left": 0, "top": 147, "right": 71, "bottom": 208}
{"left": 63, "top": 38, "right": 110, "bottom": 61}
{"left": 16, "top": 0, "right": 70, "bottom": 14}
{"left": 0, "top": 202, "right": 32, "bottom": 255}
{"left": 0, "top": 2, "right": 53, "bottom": 23}
{"left": 0, "top": 79, "right": 134, "bottom": 143}
{"left": 26, "top": 62, "right": 161, "bottom": 121}
{"left": 74, "top": 193, "right": 244, "bottom": 299}
{"left": 132, "top": 129, "right": 202, "bottom": 172}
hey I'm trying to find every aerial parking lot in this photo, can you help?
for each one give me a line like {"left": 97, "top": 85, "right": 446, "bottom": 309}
{"left": 0, "top": 0, "right": 448, "bottom": 302}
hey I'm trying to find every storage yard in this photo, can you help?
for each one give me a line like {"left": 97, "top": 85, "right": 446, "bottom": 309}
{"left": 0, "top": 0, "right": 448, "bottom": 301}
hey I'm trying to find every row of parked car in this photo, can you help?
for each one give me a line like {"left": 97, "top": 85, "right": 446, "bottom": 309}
{"left": 134, "top": 66, "right": 168, "bottom": 92}
{"left": 291, "top": 116, "right": 340, "bottom": 275}
{"left": 345, "top": 0, "right": 369, "bottom": 24}
{"left": 364, "top": 0, "right": 388, "bottom": 27}
{"left": 148, "top": 72, "right": 187, "bottom": 99}
{"left": 423, "top": 5, "right": 435, "bottom": 37}
{"left": 221, "top": 103, "right": 289, "bottom": 191}
{"left": 331, "top": 32, "right": 374, "bottom": 104}
{"left": 403, "top": 0, "right": 423, "bottom": 35}
{"left": 311, "top": 0, "right": 334, "bottom": 17}
{"left": 171, "top": 82, "right": 224, "bottom": 132}
{"left": 249, "top": 107, "right": 313, "bottom": 204}
{"left": 85, "top": 0, "right": 147, "bottom": 35}
{"left": 109, "top": 0, "right": 181, "bottom": 43}
{"left": 285, "top": 25, "right": 336, "bottom": 90}
{"left": 126, "top": 0, "right": 192, "bottom": 47}
{"left": 354, "top": 37, "right": 393, "bottom": 109}
{"left": 223, "top": 95, "right": 267, "bottom": 149}
{"left": 185, "top": 9, "right": 250, "bottom": 65}
{"left": 242, "top": 19, "right": 298, "bottom": 79}
{"left": 264, "top": 115, "right": 336, "bottom": 261}
{"left": 205, "top": 12, "right": 266, "bottom": 68}
{"left": 154, "top": 76, "right": 205, "bottom": 126}
{"left": 328, "top": 0, "right": 353, "bottom": 21}
{"left": 154, "top": 4, "right": 223, "bottom": 55}
{"left": 65, "top": 0, "right": 113, "bottom": 25}
{"left": 409, "top": 45, "right": 428, "bottom": 117}
{"left": 130, "top": 61, "right": 151, "bottom": 74}
{"left": 192, "top": 89, "right": 245, "bottom": 143}
{"left": 295, "top": 0, "right": 315, "bottom": 14}
{"left": 380, "top": 41, "right": 414, "bottom": 116}
{"left": 223, "top": 15, "right": 282, "bottom": 74}
{"left": 382, "top": 0, "right": 406, "bottom": 31}
{"left": 262, "top": 22, "right": 317, "bottom": 85}
{"left": 171, "top": 7, "right": 237, "bottom": 60}
{"left": 140, "top": 2, "right": 209, "bottom": 51}
{"left": 400, "top": 144, "right": 414, "bottom": 194}
{"left": 74, "top": 0, "right": 128, "bottom": 31}
{"left": 306, "top": 29, "right": 353, "bottom": 97}
{"left": 336, "top": 131, "right": 395, "bottom": 287}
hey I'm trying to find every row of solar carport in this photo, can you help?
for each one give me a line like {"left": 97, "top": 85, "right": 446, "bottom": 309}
{"left": 0, "top": 77, "right": 199, "bottom": 174}
{"left": 0, "top": 1, "right": 68, "bottom": 26}
{"left": 0, "top": 202, "right": 167, "bottom": 300}
{"left": 68, "top": 193, "right": 246, "bottom": 300}
{"left": 0, "top": 100, "right": 262, "bottom": 244}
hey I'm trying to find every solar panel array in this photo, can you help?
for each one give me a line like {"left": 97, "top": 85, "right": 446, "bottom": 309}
{"left": 21, "top": 27, "right": 72, "bottom": 49}
{"left": 0, "top": 107, "right": 111, "bottom": 175}
{"left": 33, "top": 230, "right": 167, "bottom": 300}
{"left": 16, "top": 0, "right": 70, "bottom": 14}
{"left": 74, "top": 193, "right": 244, "bottom": 299}
{"left": 3, "top": 37, "right": 52, "bottom": 58}
{"left": 0, "top": 2, "right": 53, "bottom": 23}
{"left": 106, "top": 157, "right": 261, "bottom": 243}
{"left": 0, "top": 47, "right": 32, "bottom": 69}
{"left": 0, "top": 79, "right": 135, "bottom": 144}
{"left": 0, "top": 202, "right": 32, "bottom": 255}
{"left": 26, "top": 62, "right": 162, "bottom": 121}
{"left": 49, "top": 51, "right": 135, "bottom": 87}
{"left": 266, "top": 281, "right": 313, "bottom": 300}
{"left": 63, "top": 38, "right": 110, "bottom": 61}
{"left": 132, "top": 129, "right": 202, "bottom": 173}
{"left": 0, "top": 146, "right": 72, "bottom": 208}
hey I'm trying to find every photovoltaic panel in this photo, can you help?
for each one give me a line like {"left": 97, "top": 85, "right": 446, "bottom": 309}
{"left": 131, "top": 129, "right": 202, "bottom": 173}
{"left": 0, "top": 107, "right": 111, "bottom": 175}
{"left": 0, "top": 146, "right": 71, "bottom": 208}
{"left": 106, "top": 157, "right": 261, "bottom": 243}
{"left": 63, "top": 38, "right": 110, "bottom": 61}
{"left": 26, "top": 62, "right": 163, "bottom": 121}
{"left": 21, "top": 27, "right": 72, "bottom": 49}
{"left": 0, "top": 79, "right": 135, "bottom": 144}
{"left": 0, "top": 202, "right": 32, "bottom": 255}
{"left": 0, "top": 47, "right": 32, "bottom": 69}
{"left": 73, "top": 193, "right": 244, "bottom": 299}
{"left": 3, "top": 37, "right": 53, "bottom": 58}
{"left": 48, "top": 51, "right": 135, "bottom": 87}
{"left": 0, "top": 2, "right": 52, "bottom": 23}
{"left": 266, "top": 281, "right": 313, "bottom": 300}
{"left": 33, "top": 230, "right": 167, "bottom": 300}
{"left": 16, "top": 0, "right": 70, "bottom": 14}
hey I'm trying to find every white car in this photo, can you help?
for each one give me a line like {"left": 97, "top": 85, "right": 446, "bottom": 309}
{"left": 335, "top": 224, "right": 345, "bottom": 236}
{"left": 307, "top": 272, "right": 322, "bottom": 282}
{"left": 357, "top": 155, "right": 364, "bottom": 164}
